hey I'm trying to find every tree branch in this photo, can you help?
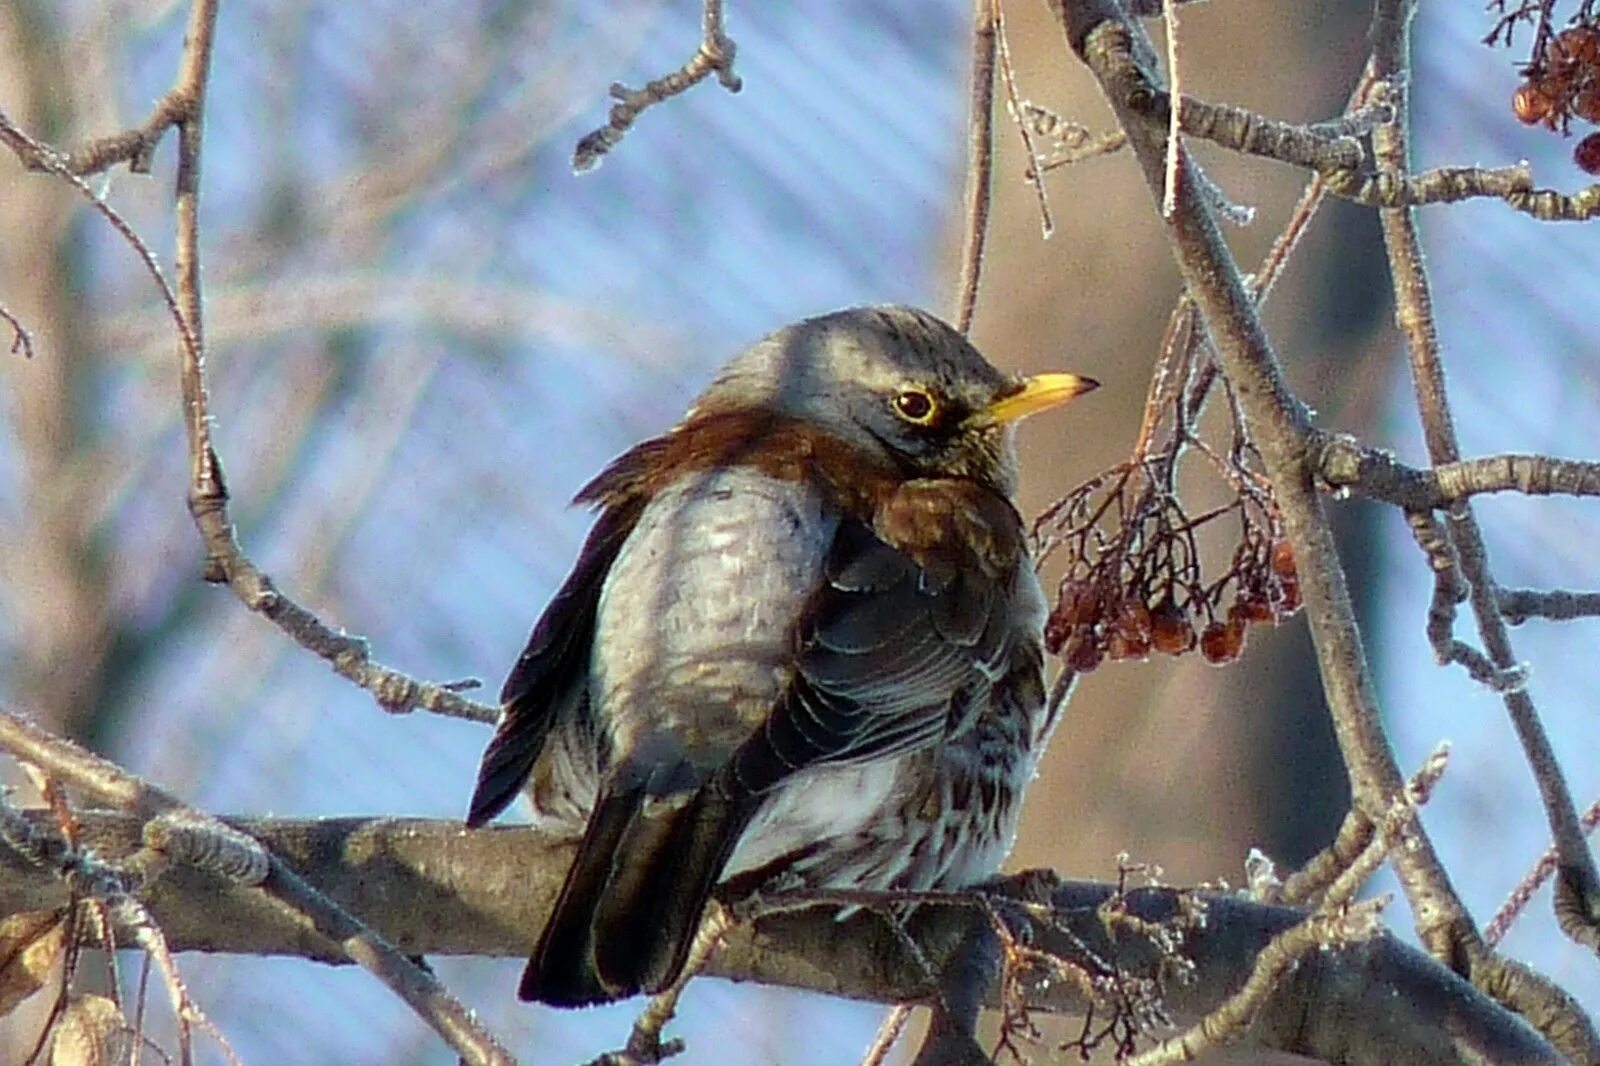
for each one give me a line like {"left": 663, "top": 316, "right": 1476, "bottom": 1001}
{"left": 1315, "top": 433, "right": 1600, "bottom": 510}
{"left": 570, "top": 0, "right": 742, "bottom": 173}
{"left": 0, "top": 810, "right": 1560, "bottom": 1066}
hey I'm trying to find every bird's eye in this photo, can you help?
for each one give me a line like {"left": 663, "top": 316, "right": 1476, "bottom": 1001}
{"left": 891, "top": 388, "right": 938, "bottom": 425}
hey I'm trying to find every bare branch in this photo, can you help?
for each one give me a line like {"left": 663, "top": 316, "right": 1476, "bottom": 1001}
{"left": 859, "top": 1005, "right": 913, "bottom": 1066}
{"left": 0, "top": 786, "right": 248, "bottom": 1064}
{"left": 0, "top": 299, "right": 34, "bottom": 358}
{"left": 994, "top": 5, "right": 1055, "bottom": 236}
{"left": 1324, "top": 163, "right": 1600, "bottom": 221}
{"left": 953, "top": 0, "right": 998, "bottom": 334}
{"left": 1488, "top": 795, "right": 1600, "bottom": 946}
{"left": 572, "top": 0, "right": 742, "bottom": 173}
{"left": 1316, "top": 435, "right": 1600, "bottom": 509}
{"left": 19, "top": 91, "right": 192, "bottom": 176}
{"left": 1129, "top": 746, "right": 1447, "bottom": 1064}
{"left": 0, "top": 809, "right": 1563, "bottom": 1066}
{"left": 1497, "top": 587, "right": 1600, "bottom": 625}
{"left": 0, "top": 19, "right": 499, "bottom": 731}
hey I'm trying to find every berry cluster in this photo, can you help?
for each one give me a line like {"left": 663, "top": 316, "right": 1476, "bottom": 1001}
{"left": 1491, "top": 8, "right": 1600, "bottom": 173}
{"left": 1037, "top": 461, "right": 1301, "bottom": 674}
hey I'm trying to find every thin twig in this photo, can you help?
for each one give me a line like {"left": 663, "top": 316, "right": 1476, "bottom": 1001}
{"left": 994, "top": 5, "right": 1055, "bottom": 237}
{"left": 1129, "top": 746, "right": 1447, "bottom": 1064}
{"left": 572, "top": 0, "right": 741, "bottom": 173}
{"left": 1279, "top": 809, "right": 1374, "bottom": 907}
{"left": 860, "top": 1004, "right": 914, "bottom": 1066}
{"left": 0, "top": 301, "right": 35, "bottom": 358}
{"left": 589, "top": 903, "right": 735, "bottom": 1066}
{"left": 953, "top": 0, "right": 999, "bottom": 334}
{"left": 1126, "top": 882, "right": 1386, "bottom": 1065}
{"left": 4, "top": 91, "right": 193, "bottom": 176}
{"left": 1496, "top": 587, "right": 1600, "bottom": 625}
{"left": 1488, "top": 795, "right": 1600, "bottom": 946}
{"left": 1160, "top": 0, "right": 1182, "bottom": 218}
{"left": 1126, "top": 86, "right": 1368, "bottom": 174}
{"left": 0, "top": 788, "right": 244, "bottom": 1066}
{"left": 1315, "top": 434, "right": 1600, "bottom": 510}
{"left": 1325, "top": 163, "right": 1600, "bottom": 221}
{"left": 0, "top": 110, "right": 200, "bottom": 374}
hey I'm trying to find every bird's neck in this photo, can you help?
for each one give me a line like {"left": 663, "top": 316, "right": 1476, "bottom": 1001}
{"left": 576, "top": 408, "right": 1026, "bottom": 579}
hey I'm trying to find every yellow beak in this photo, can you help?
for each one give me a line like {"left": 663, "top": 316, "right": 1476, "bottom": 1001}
{"left": 976, "top": 372, "right": 1100, "bottom": 426}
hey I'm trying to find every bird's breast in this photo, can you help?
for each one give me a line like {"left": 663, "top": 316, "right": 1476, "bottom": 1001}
{"left": 593, "top": 466, "right": 837, "bottom": 791}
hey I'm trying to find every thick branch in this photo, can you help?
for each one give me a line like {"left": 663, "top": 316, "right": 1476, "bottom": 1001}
{"left": 0, "top": 812, "right": 1558, "bottom": 1066}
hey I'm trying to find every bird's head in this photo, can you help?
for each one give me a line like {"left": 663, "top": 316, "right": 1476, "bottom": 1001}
{"left": 689, "top": 305, "right": 1098, "bottom": 492}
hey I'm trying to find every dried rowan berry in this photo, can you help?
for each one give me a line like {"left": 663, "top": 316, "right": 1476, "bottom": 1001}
{"left": 1107, "top": 598, "right": 1152, "bottom": 660}
{"left": 1112, "top": 597, "right": 1152, "bottom": 642}
{"left": 1200, "top": 617, "right": 1246, "bottom": 664}
{"left": 1575, "top": 85, "right": 1600, "bottom": 123}
{"left": 1553, "top": 25, "right": 1600, "bottom": 66}
{"left": 1150, "top": 600, "right": 1196, "bottom": 655}
{"left": 1269, "top": 540, "right": 1296, "bottom": 580}
{"left": 1057, "top": 578, "right": 1104, "bottom": 627}
{"left": 1232, "top": 591, "right": 1276, "bottom": 625}
{"left": 1514, "top": 80, "right": 1556, "bottom": 125}
{"left": 1577, "top": 132, "right": 1600, "bottom": 175}
{"left": 1044, "top": 612, "right": 1072, "bottom": 655}
{"left": 1064, "top": 632, "right": 1105, "bottom": 673}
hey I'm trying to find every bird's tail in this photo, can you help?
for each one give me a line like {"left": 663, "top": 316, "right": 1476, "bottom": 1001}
{"left": 523, "top": 781, "right": 757, "bottom": 1006}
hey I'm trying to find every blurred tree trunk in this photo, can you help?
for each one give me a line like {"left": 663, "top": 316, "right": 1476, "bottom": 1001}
{"left": 0, "top": 5, "right": 113, "bottom": 745}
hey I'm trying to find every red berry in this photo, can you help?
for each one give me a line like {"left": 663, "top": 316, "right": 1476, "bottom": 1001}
{"left": 1056, "top": 578, "right": 1103, "bottom": 627}
{"left": 1233, "top": 592, "right": 1275, "bottom": 625}
{"left": 1574, "top": 86, "right": 1600, "bottom": 124}
{"left": 1107, "top": 628, "right": 1151, "bottom": 661}
{"left": 1514, "top": 81, "right": 1554, "bottom": 125}
{"left": 1553, "top": 26, "right": 1600, "bottom": 66}
{"left": 1200, "top": 618, "right": 1246, "bottom": 664}
{"left": 1269, "top": 540, "right": 1297, "bottom": 581}
{"left": 1063, "top": 632, "right": 1105, "bottom": 673}
{"left": 1112, "top": 597, "right": 1152, "bottom": 643}
{"left": 1576, "top": 132, "right": 1600, "bottom": 176}
{"left": 1149, "top": 601, "right": 1196, "bottom": 655}
{"left": 1044, "top": 612, "right": 1072, "bottom": 655}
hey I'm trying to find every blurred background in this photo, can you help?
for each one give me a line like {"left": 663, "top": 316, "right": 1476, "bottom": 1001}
{"left": 0, "top": 0, "right": 1595, "bottom": 1062}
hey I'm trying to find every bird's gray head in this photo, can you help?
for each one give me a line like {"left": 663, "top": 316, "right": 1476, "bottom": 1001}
{"left": 689, "top": 305, "right": 1096, "bottom": 491}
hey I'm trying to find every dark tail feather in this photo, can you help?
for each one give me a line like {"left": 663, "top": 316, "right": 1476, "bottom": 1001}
{"left": 466, "top": 701, "right": 555, "bottom": 829}
{"left": 521, "top": 782, "right": 757, "bottom": 1006}
{"left": 521, "top": 789, "right": 640, "bottom": 1005}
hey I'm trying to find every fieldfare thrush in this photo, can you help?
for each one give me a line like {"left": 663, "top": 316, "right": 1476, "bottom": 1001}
{"left": 467, "top": 305, "right": 1097, "bottom": 1006}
